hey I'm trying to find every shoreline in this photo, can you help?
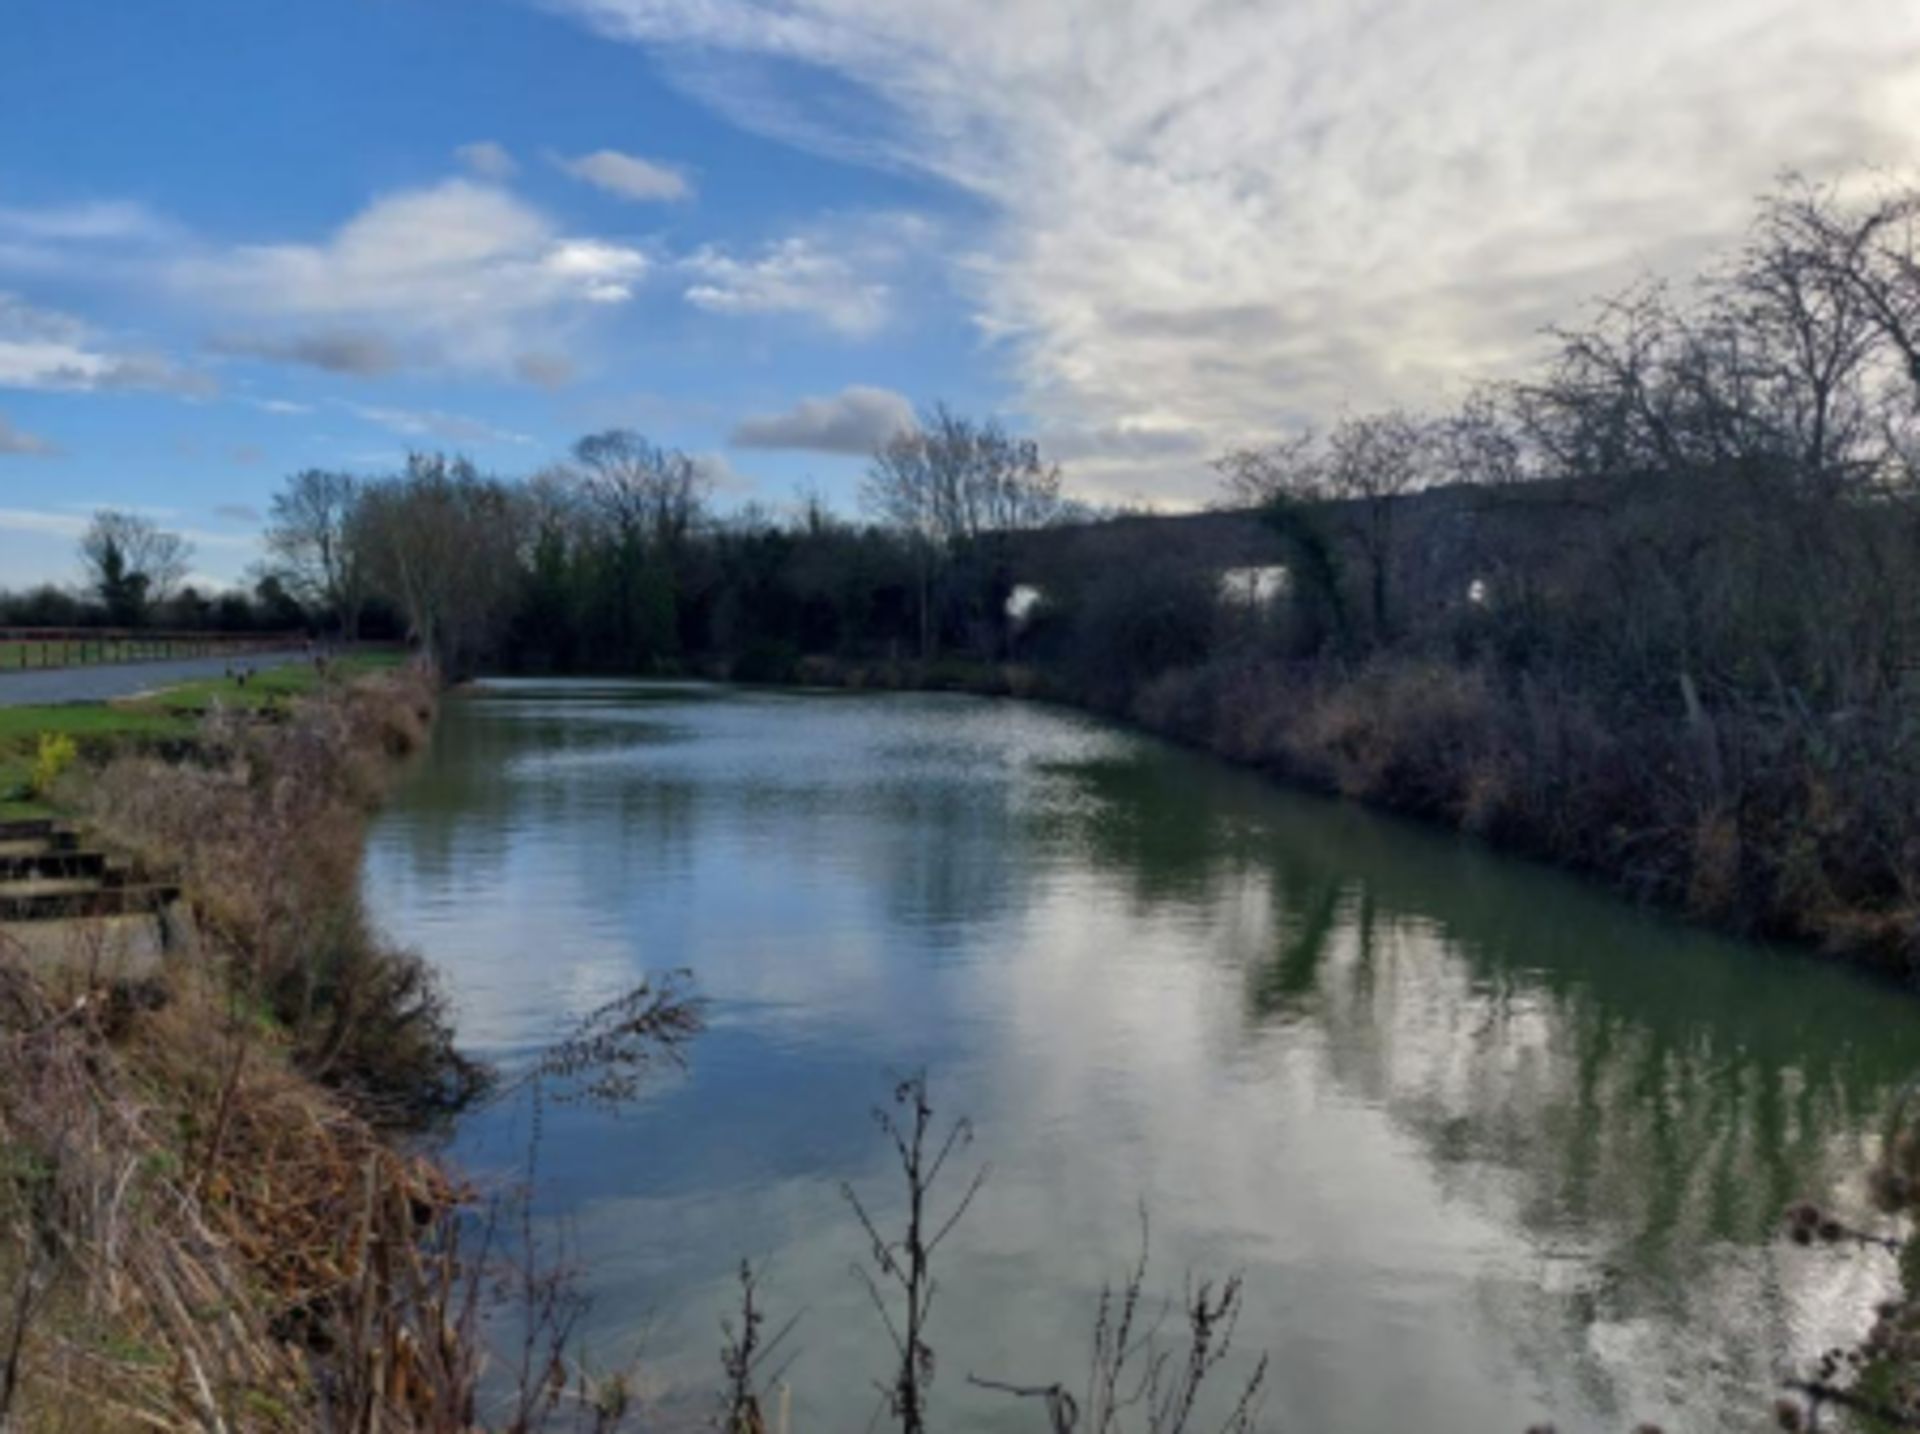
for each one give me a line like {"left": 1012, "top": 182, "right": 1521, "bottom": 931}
{"left": 703, "top": 652, "right": 1920, "bottom": 987}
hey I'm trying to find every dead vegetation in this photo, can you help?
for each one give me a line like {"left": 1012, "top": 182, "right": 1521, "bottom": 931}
{"left": 1117, "top": 652, "right": 1920, "bottom": 971}
{"left": 0, "top": 667, "right": 485, "bottom": 1431}
{"left": 72, "top": 663, "right": 478, "bottom": 1122}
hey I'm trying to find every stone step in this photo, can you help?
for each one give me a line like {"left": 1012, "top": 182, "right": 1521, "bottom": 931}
{"left": 0, "top": 851, "right": 111, "bottom": 882}
{"left": 0, "top": 819, "right": 54, "bottom": 842}
{"left": 0, "top": 832, "right": 79, "bottom": 859}
{"left": 0, "top": 884, "right": 179, "bottom": 924}
{"left": 0, "top": 877, "right": 106, "bottom": 900}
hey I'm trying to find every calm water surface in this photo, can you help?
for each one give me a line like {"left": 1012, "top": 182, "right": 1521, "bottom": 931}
{"left": 363, "top": 680, "right": 1920, "bottom": 1432}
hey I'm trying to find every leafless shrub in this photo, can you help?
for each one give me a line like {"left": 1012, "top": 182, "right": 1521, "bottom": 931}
{"left": 841, "top": 1072, "right": 989, "bottom": 1434}
{"left": 971, "top": 1212, "right": 1267, "bottom": 1434}
{"left": 530, "top": 972, "right": 705, "bottom": 1106}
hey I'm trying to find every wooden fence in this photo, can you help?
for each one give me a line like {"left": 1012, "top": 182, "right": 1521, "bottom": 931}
{"left": 0, "top": 628, "right": 306, "bottom": 672}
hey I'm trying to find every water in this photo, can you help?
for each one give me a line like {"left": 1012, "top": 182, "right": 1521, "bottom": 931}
{"left": 362, "top": 679, "right": 1920, "bottom": 1432}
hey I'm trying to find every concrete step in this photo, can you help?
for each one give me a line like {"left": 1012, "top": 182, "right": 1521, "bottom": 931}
{"left": 0, "top": 832, "right": 78, "bottom": 859}
{"left": 0, "top": 884, "right": 179, "bottom": 923}
{"left": 1, "top": 912, "right": 178, "bottom": 978}
{"left": 0, "top": 819, "right": 54, "bottom": 842}
{"left": 0, "top": 877, "right": 106, "bottom": 900}
{"left": 0, "top": 851, "right": 110, "bottom": 882}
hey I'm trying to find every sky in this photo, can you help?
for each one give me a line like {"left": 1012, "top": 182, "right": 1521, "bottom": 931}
{"left": 3, "top": 0, "right": 1919, "bottom": 589}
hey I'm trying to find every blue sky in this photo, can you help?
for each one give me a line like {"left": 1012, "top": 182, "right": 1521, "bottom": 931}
{"left": 3, "top": 0, "right": 1918, "bottom": 588}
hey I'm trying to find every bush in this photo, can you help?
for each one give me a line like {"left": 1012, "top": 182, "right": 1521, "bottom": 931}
{"left": 27, "top": 731, "right": 77, "bottom": 798}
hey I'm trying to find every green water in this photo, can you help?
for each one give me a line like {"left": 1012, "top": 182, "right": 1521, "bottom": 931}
{"left": 363, "top": 679, "right": 1920, "bottom": 1432}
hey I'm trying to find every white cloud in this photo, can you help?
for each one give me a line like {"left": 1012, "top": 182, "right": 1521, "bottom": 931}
{"left": 456, "top": 140, "right": 519, "bottom": 179}
{"left": 730, "top": 384, "right": 914, "bottom": 453}
{"left": 0, "top": 292, "right": 215, "bottom": 397}
{"left": 0, "top": 413, "right": 55, "bottom": 456}
{"left": 681, "top": 220, "right": 909, "bottom": 336}
{"left": 543, "top": 238, "right": 650, "bottom": 302}
{"left": 557, "top": 148, "right": 692, "bottom": 202}
{"left": 553, "top": 0, "right": 1920, "bottom": 504}
{"left": 0, "top": 506, "right": 255, "bottom": 552}
{"left": 0, "top": 506, "right": 87, "bottom": 539}
{"left": 250, "top": 397, "right": 314, "bottom": 416}
{"left": 348, "top": 402, "right": 533, "bottom": 447}
{"left": 689, "top": 450, "right": 756, "bottom": 494}
{"left": 0, "top": 200, "right": 172, "bottom": 244}
{"left": 173, "top": 179, "right": 650, "bottom": 378}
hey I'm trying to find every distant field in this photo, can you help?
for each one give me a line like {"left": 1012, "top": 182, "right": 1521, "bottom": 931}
{"left": 0, "top": 651, "right": 406, "bottom": 819}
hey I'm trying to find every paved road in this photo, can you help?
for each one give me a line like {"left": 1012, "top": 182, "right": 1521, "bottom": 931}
{"left": 0, "top": 652, "right": 305, "bottom": 708}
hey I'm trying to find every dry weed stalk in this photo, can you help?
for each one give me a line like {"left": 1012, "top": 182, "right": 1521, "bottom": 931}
{"left": 841, "top": 1072, "right": 989, "bottom": 1434}
{"left": 970, "top": 1212, "right": 1267, "bottom": 1434}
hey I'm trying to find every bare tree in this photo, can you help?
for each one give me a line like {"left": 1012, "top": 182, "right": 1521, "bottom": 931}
{"left": 1215, "top": 413, "right": 1430, "bottom": 641}
{"left": 862, "top": 405, "right": 1065, "bottom": 658}
{"left": 1213, "top": 431, "right": 1323, "bottom": 512}
{"left": 570, "top": 429, "right": 710, "bottom": 557}
{"left": 1732, "top": 183, "right": 1885, "bottom": 491}
{"left": 265, "top": 469, "right": 369, "bottom": 639}
{"left": 863, "top": 405, "right": 1064, "bottom": 547}
{"left": 356, "top": 454, "right": 527, "bottom": 674}
{"left": 78, "top": 509, "right": 193, "bottom": 624}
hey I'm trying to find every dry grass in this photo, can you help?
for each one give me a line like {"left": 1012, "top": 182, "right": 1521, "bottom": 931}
{"left": 0, "top": 664, "right": 505, "bottom": 1432}
{"left": 0, "top": 935, "right": 472, "bottom": 1432}
{"left": 1119, "top": 653, "right": 1920, "bottom": 973}
{"left": 71, "top": 666, "right": 475, "bottom": 1123}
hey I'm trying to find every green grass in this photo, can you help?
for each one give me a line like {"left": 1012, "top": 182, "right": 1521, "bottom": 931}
{"left": 0, "top": 704, "right": 195, "bottom": 743}
{"left": 0, "top": 650, "right": 407, "bottom": 816}
{"left": 145, "top": 650, "right": 403, "bottom": 714}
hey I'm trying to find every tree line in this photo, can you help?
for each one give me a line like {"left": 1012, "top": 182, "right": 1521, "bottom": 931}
{"left": 235, "top": 404, "right": 1078, "bottom": 678}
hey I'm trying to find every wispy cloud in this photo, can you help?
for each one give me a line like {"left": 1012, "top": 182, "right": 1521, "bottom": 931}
{"left": 348, "top": 402, "right": 533, "bottom": 447}
{"left": 556, "top": 148, "right": 692, "bottom": 202}
{"left": 731, "top": 384, "right": 914, "bottom": 453}
{"left": 0, "top": 506, "right": 88, "bottom": 539}
{"left": 553, "top": 0, "right": 1920, "bottom": 503}
{"left": 681, "top": 213, "right": 926, "bottom": 336}
{"left": 0, "top": 199, "right": 174, "bottom": 245}
{"left": 455, "top": 140, "right": 519, "bottom": 179}
{"left": 0, "top": 505, "right": 256, "bottom": 552}
{"left": 0, "top": 412, "right": 56, "bottom": 456}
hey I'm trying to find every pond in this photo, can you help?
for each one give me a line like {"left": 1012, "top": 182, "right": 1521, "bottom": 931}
{"left": 363, "top": 679, "right": 1920, "bottom": 1433}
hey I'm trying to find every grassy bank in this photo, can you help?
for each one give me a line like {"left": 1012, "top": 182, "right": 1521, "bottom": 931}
{"left": 0, "top": 660, "right": 486, "bottom": 1430}
{"left": 0, "top": 652, "right": 404, "bottom": 820}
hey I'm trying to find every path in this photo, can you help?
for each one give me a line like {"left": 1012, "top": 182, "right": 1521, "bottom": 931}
{"left": 0, "top": 652, "right": 305, "bottom": 708}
